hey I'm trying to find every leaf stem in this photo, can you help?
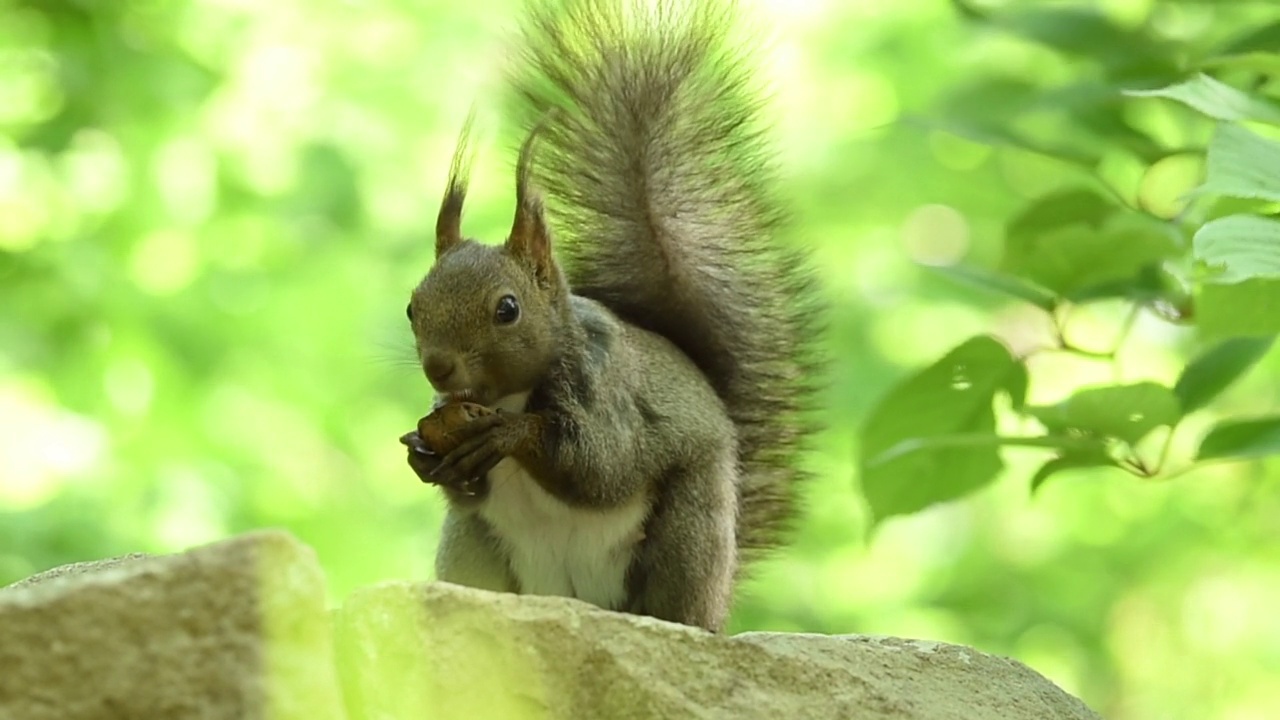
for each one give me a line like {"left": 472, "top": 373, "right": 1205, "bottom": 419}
{"left": 1150, "top": 424, "right": 1178, "bottom": 475}
{"left": 1110, "top": 303, "right": 1141, "bottom": 356}
{"left": 1046, "top": 302, "right": 1142, "bottom": 374}
{"left": 865, "top": 433, "right": 1105, "bottom": 468}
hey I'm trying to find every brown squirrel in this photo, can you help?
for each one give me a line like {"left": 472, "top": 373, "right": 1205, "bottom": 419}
{"left": 398, "top": 0, "right": 824, "bottom": 633}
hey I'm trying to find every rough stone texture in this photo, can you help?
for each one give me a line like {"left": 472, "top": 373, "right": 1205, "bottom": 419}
{"left": 336, "top": 581, "right": 1103, "bottom": 720}
{"left": 1, "top": 531, "right": 1102, "bottom": 720}
{"left": 4, "top": 552, "right": 153, "bottom": 591}
{"left": 0, "top": 530, "right": 344, "bottom": 720}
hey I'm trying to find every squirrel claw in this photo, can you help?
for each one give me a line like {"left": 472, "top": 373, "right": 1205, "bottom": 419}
{"left": 434, "top": 430, "right": 505, "bottom": 487}
{"left": 403, "top": 431, "right": 449, "bottom": 486}
{"left": 457, "top": 477, "right": 483, "bottom": 497}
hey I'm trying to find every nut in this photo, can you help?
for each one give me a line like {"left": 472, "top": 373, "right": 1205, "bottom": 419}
{"left": 416, "top": 402, "right": 495, "bottom": 454}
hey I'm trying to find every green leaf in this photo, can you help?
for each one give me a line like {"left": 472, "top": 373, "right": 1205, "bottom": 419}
{"left": 1201, "top": 196, "right": 1280, "bottom": 224}
{"left": 1174, "top": 337, "right": 1275, "bottom": 413}
{"left": 859, "top": 336, "right": 1026, "bottom": 523}
{"left": 1000, "top": 188, "right": 1183, "bottom": 298}
{"left": 1066, "top": 264, "right": 1192, "bottom": 308}
{"left": 1004, "top": 355, "right": 1029, "bottom": 412}
{"left": 955, "top": 2, "right": 1178, "bottom": 81}
{"left": 1030, "top": 445, "right": 1119, "bottom": 494}
{"left": 931, "top": 78, "right": 1166, "bottom": 164}
{"left": 987, "top": 7, "right": 1132, "bottom": 57}
{"left": 1212, "top": 22, "right": 1280, "bottom": 60}
{"left": 1196, "top": 278, "right": 1280, "bottom": 339}
{"left": 1192, "top": 214, "right": 1280, "bottom": 284}
{"left": 918, "top": 76, "right": 1121, "bottom": 168}
{"left": 1199, "top": 52, "right": 1280, "bottom": 76}
{"left": 1196, "top": 415, "right": 1280, "bottom": 462}
{"left": 1016, "top": 81, "right": 1169, "bottom": 164}
{"left": 925, "top": 263, "right": 1059, "bottom": 311}
{"left": 1026, "top": 382, "right": 1183, "bottom": 445}
{"left": 1195, "top": 123, "right": 1280, "bottom": 203}
{"left": 932, "top": 75, "right": 1040, "bottom": 125}
{"left": 1007, "top": 187, "right": 1114, "bottom": 238}
{"left": 905, "top": 115, "right": 1101, "bottom": 168}
{"left": 1123, "top": 74, "right": 1280, "bottom": 125}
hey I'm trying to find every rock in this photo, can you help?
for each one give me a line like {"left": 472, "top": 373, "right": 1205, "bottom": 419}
{"left": 0, "top": 530, "right": 344, "bottom": 720}
{"left": 1, "top": 531, "right": 1102, "bottom": 720}
{"left": 3, "top": 552, "right": 153, "bottom": 591}
{"left": 335, "top": 581, "right": 1102, "bottom": 720}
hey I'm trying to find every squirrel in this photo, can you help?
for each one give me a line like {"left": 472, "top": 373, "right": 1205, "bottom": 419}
{"left": 398, "top": 0, "right": 824, "bottom": 633}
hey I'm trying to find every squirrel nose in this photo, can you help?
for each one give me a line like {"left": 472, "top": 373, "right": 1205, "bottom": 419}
{"left": 424, "top": 354, "right": 458, "bottom": 385}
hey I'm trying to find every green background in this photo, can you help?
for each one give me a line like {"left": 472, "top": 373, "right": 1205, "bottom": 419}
{"left": 2, "top": 0, "right": 1278, "bottom": 718}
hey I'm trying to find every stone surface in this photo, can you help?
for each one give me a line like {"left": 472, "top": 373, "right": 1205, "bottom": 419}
{"left": 2, "top": 531, "right": 1102, "bottom": 720}
{"left": 4, "top": 552, "right": 153, "bottom": 590}
{"left": 335, "top": 581, "right": 1103, "bottom": 720}
{"left": 0, "top": 530, "right": 344, "bottom": 720}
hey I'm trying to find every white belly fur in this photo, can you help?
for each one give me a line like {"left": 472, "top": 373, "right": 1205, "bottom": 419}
{"left": 478, "top": 392, "right": 650, "bottom": 610}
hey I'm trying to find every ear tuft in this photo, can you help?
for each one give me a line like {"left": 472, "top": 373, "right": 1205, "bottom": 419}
{"left": 435, "top": 109, "right": 477, "bottom": 257}
{"left": 505, "top": 118, "right": 558, "bottom": 285}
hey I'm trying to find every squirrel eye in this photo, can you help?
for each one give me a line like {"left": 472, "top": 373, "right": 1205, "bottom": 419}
{"left": 495, "top": 294, "right": 520, "bottom": 324}
{"left": 405, "top": 303, "right": 415, "bottom": 322}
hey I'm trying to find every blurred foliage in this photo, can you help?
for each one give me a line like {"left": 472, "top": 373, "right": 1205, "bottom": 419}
{"left": 0, "top": 0, "right": 1278, "bottom": 719}
{"left": 860, "top": 0, "right": 1280, "bottom": 524}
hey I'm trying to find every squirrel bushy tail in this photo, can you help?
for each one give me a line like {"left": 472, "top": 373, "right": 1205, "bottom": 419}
{"left": 506, "top": 0, "right": 825, "bottom": 564}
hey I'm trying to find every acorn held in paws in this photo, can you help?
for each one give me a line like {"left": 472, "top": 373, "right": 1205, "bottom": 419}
{"left": 415, "top": 402, "right": 495, "bottom": 455}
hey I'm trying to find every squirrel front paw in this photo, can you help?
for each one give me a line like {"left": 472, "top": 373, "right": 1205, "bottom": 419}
{"left": 399, "top": 431, "right": 484, "bottom": 497}
{"left": 429, "top": 412, "right": 543, "bottom": 488}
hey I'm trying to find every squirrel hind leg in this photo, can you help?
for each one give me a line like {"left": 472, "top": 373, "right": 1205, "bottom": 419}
{"left": 625, "top": 448, "right": 739, "bottom": 633}
{"left": 435, "top": 510, "right": 519, "bottom": 594}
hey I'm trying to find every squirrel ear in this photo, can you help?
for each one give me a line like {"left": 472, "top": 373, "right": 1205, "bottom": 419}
{"left": 435, "top": 111, "right": 476, "bottom": 257}
{"left": 505, "top": 123, "right": 556, "bottom": 285}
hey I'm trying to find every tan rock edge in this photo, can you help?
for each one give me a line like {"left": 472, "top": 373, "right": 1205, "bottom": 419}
{"left": 1, "top": 531, "right": 1102, "bottom": 720}
{"left": 0, "top": 531, "right": 344, "bottom": 720}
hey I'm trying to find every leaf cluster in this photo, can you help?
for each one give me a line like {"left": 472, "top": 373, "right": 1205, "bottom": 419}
{"left": 860, "top": 1, "right": 1280, "bottom": 525}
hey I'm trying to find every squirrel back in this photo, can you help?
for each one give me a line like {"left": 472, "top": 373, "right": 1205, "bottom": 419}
{"left": 505, "top": 0, "right": 826, "bottom": 564}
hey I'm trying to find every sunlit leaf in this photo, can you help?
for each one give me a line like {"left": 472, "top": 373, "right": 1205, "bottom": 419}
{"left": 1026, "top": 382, "right": 1182, "bottom": 445}
{"left": 1192, "top": 214, "right": 1280, "bottom": 284}
{"left": 1195, "top": 123, "right": 1280, "bottom": 202}
{"left": 1200, "top": 196, "right": 1280, "bottom": 224}
{"left": 1196, "top": 278, "right": 1280, "bottom": 339}
{"left": 1175, "top": 336, "right": 1276, "bottom": 413}
{"left": 1196, "top": 415, "right": 1280, "bottom": 461}
{"left": 859, "top": 336, "right": 1026, "bottom": 523}
{"left": 1123, "top": 73, "right": 1280, "bottom": 125}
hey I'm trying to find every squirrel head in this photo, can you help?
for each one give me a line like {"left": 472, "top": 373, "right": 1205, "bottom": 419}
{"left": 407, "top": 121, "right": 569, "bottom": 407}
